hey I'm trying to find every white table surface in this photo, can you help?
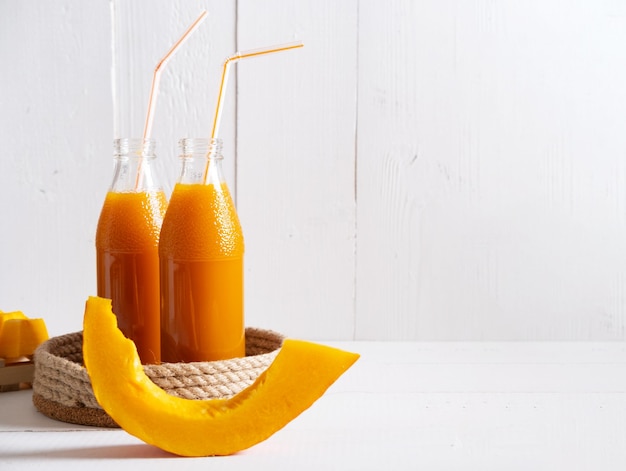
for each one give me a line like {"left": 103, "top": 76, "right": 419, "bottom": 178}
{"left": 2, "top": 341, "right": 626, "bottom": 470}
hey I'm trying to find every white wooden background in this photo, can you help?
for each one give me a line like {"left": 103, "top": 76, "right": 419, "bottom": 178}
{"left": 2, "top": 0, "right": 626, "bottom": 341}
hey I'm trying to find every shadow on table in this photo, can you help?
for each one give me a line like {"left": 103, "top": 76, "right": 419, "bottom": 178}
{"left": 3, "top": 443, "right": 176, "bottom": 460}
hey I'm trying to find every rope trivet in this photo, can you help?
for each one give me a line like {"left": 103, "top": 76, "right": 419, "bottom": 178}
{"left": 32, "top": 328, "right": 284, "bottom": 428}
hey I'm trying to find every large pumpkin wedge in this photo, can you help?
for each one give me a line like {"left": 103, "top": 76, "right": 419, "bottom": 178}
{"left": 82, "top": 296, "right": 359, "bottom": 456}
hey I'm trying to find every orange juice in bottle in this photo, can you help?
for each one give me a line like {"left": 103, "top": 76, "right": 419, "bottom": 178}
{"left": 159, "top": 138, "right": 245, "bottom": 362}
{"left": 96, "top": 138, "right": 167, "bottom": 364}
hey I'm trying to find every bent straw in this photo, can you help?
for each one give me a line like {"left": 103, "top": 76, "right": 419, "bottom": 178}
{"left": 135, "top": 10, "right": 208, "bottom": 190}
{"left": 143, "top": 10, "right": 208, "bottom": 140}
{"left": 210, "top": 41, "right": 304, "bottom": 141}
{"left": 203, "top": 41, "right": 303, "bottom": 184}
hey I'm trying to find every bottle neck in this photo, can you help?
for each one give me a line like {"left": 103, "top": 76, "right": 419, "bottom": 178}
{"left": 177, "top": 138, "right": 225, "bottom": 185}
{"left": 114, "top": 138, "right": 155, "bottom": 157}
{"left": 110, "top": 138, "right": 162, "bottom": 192}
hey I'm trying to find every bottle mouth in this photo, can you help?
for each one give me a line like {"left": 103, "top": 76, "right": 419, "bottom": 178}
{"left": 179, "top": 138, "right": 223, "bottom": 159}
{"left": 114, "top": 138, "right": 156, "bottom": 158}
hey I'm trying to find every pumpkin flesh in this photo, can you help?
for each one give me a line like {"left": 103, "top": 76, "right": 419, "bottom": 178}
{"left": 82, "top": 296, "right": 359, "bottom": 456}
{"left": 0, "top": 311, "right": 48, "bottom": 359}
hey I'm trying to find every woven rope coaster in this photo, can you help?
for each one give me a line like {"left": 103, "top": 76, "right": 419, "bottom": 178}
{"left": 32, "top": 328, "right": 284, "bottom": 428}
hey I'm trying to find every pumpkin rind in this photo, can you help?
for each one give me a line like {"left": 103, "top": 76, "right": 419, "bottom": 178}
{"left": 82, "top": 296, "right": 359, "bottom": 456}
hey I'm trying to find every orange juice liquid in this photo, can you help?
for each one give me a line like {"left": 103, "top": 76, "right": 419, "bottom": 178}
{"left": 159, "top": 182, "right": 245, "bottom": 362}
{"left": 96, "top": 190, "right": 167, "bottom": 364}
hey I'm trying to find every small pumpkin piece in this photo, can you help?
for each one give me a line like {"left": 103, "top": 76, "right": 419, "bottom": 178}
{"left": 0, "top": 312, "right": 49, "bottom": 359}
{"left": 82, "top": 296, "right": 359, "bottom": 457}
{"left": 0, "top": 311, "right": 28, "bottom": 335}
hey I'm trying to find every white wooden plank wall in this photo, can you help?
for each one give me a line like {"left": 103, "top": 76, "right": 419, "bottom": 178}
{"left": 0, "top": 1, "right": 112, "bottom": 338}
{"left": 2, "top": 1, "right": 626, "bottom": 341}
{"left": 236, "top": 0, "right": 357, "bottom": 340}
{"left": 356, "top": 0, "right": 626, "bottom": 340}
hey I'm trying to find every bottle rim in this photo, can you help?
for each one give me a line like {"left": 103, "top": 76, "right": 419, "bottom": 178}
{"left": 178, "top": 137, "right": 223, "bottom": 159}
{"left": 113, "top": 138, "right": 156, "bottom": 158}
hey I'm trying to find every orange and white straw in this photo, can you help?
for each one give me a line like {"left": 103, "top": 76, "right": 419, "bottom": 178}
{"left": 143, "top": 10, "right": 208, "bottom": 140}
{"left": 210, "top": 41, "right": 304, "bottom": 141}
{"left": 135, "top": 10, "right": 208, "bottom": 190}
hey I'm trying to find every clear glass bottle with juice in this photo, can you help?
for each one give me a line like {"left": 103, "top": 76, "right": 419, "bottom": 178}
{"left": 95, "top": 138, "right": 167, "bottom": 364}
{"left": 159, "top": 138, "right": 245, "bottom": 362}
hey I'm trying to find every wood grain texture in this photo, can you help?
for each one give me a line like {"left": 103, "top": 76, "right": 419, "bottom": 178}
{"left": 236, "top": 0, "right": 358, "bottom": 339}
{"left": 0, "top": 1, "right": 112, "bottom": 337}
{"left": 355, "top": 0, "right": 626, "bottom": 339}
{"left": 4, "top": 1, "right": 626, "bottom": 340}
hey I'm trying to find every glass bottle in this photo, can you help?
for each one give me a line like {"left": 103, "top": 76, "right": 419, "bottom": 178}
{"left": 159, "top": 138, "right": 245, "bottom": 362}
{"left": 95, "top": 138, "right": 168, "bottom": 364}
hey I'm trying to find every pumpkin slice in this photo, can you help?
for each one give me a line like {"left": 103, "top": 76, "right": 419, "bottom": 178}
{"left": 82, "top": 296, "right": 359, "bottom": 456}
